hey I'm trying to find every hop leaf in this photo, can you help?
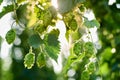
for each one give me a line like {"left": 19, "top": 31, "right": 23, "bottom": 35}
{"left": 28, "top": 34, "right": 43, "bottom": 48}
{"left": 45, "top": 46, "right": 59, "bottom": 61}
{"left": 81, "top": 70, "right": 90, "bottom": 80}
{"left": 44, "top": 29, "right": 60, "bottom": 61}
{"left": 0, "top": 4, "right": 14, "bottom": 18}
{"left": 36, "top": 53, "right": 46, "bottom": 68}
{"left": 5, "top": 29, "right": 16, "bottom": 44}
{"left": 44, "top": 29, "right": 60, "bottom": 47}
{"left": 24, "top": 52, "right": 35, "bottom": 69}
{"left": 84, "top": 19, "right": 100, "bottom": 28}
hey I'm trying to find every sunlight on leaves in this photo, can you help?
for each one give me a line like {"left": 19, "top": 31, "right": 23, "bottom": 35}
{"left": 44, "top": 29, "right": 60, "bottom": 61}
{"left": 24, "top": 52, "right": 35, "bottom": 69}
{"left": 36, "top": 53, "right": 46, "bottom": 68}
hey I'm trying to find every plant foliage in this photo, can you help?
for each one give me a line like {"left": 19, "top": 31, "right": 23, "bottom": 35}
{"left": 0, "top": 0, "right": 105, "bottom": 80}
{"left": 5, "top": 29, "right": 16, "bottom": 44}
{"left": 0, "top": 4, "right": 14, "bottom": 18}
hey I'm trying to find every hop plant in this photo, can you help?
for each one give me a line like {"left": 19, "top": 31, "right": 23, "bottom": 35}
{"left": 84, "top": 42, "right": 95, "bottom": 57}
{"left": 87, "top": 62, "right": 96, "bottom": 73}
{"left": 73, "top": 41, "right": 84, "bottom": 56}
{"left": 24, "top": 48, "right": 35, "bottom": 69}
{"left": 5, "top": 29, "right": 16, "bottom": 44}
{"left": 36, "top": 53, "right": 46, "bottom": 68}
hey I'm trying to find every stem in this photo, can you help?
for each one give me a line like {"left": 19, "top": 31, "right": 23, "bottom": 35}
{"left": 11, "top": 21, "right": 16, "bottom": 28}
{"left": 13, "top": 0, "right": 18, "bottom": 22}
{"left": 29, "top": 46, "right": 33, "bottom": 53}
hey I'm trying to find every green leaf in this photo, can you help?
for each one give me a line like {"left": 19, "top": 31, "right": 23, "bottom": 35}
{"left": 0, "top": 0, "right": 3, "bottom": 5}
{"left": 5, "top": 29, "right": 16, "bottom": 44}
{"left": 81, "top": 70, "right": 90, "bottom": 80}
{"left": 36, "top": 53, "right": 46, "bottom": 68}
{"left": 28, "top": 34, "right": 43, "bottom": 48}
{"left": 0, "top": 4, "right": 14, "bottom": 18}
{"left": 91, "top": 20, "right": 100, "bottom": 28}
{"left": 16, "top": 3, "right": 28, "bottom": 23}
{"left": 44, "top": 29, "right": 60, "bottom": 61}
{"left": 44, "top": 29, "right": 60, "bottom": 47}
{"left": 45, "top": 46, "right": 59, "bottom": 61}
{"left": 84, "top": 19, "right": 100, "bottom": 28}
{"left": 24, "top": 52, "right": 35, "bottom": 69}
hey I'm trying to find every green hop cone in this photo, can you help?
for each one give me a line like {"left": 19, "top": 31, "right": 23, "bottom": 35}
{"left": 5, "top": 29, "right": 16, "bottom": 44}
{"left": 81, "top": 70, "right": 90, "bottom": 80}
{"left": 36, "top": 53, "right": 46, "bottom": 68}
{"left": 87, "top": 62, "right": 95, "bottom": 73}
{"left": 84, "top": 42, "right": 95, "bottom": 57}
{"left": 24, "top": 52, "right": 35, "bottom": 69}
{"left": 73, "top": 41, "right": 83, "bottom": 56}
{"left": 69, "top": 19, "right": 77, "bottom": 31}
